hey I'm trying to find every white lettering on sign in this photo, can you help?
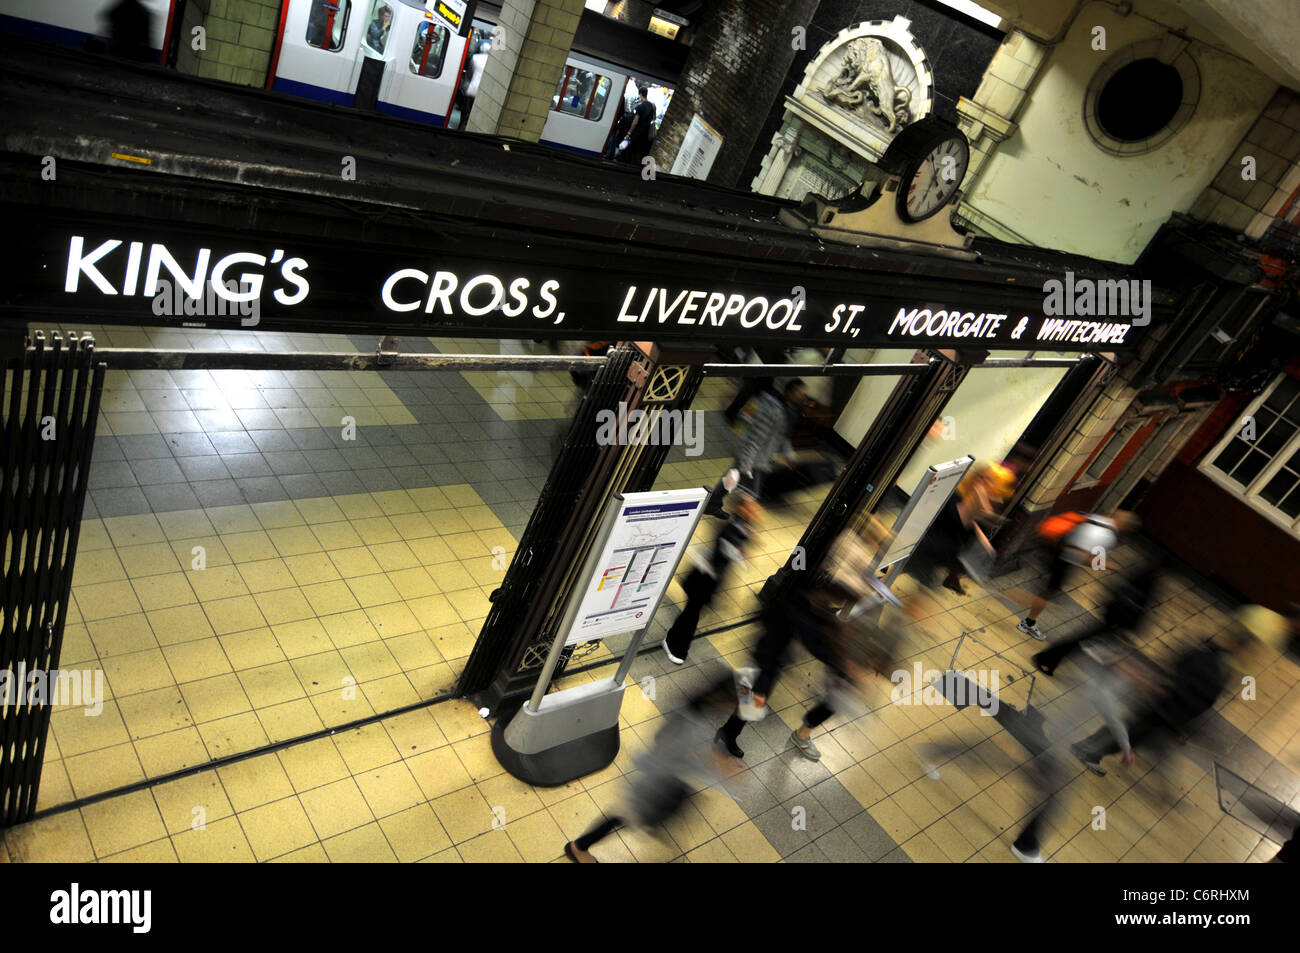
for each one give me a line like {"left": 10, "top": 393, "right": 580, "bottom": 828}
{"left": 63, "top": 237, "right": 310, "bottom": 306}
{"left": 616, "top": 287, "right": 805, "bottom": 331}
{"left": 884, "top": 307, "right": 1007, "bottom": 339}
{"left": 379, "top": 270, "right": 566, "bottom": 324}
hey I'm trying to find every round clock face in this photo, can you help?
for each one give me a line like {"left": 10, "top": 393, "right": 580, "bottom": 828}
{"left": 899, "top": 136, "right": 969, "bottom": 223}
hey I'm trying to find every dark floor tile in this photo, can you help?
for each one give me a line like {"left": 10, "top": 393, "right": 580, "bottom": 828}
{"left": 236, "top": 476, "right": 288, "bottom": 504}
{"left": 89, "top": 486, "right": 150, "bottom": 518}
{"left": 88, "top": 460, "right": 139, "bottom": 490}
{"left": 93, "top": 435, "right": 124, "bottom": 463}
{"left": 222, "top": 453, "right": 272, "bottom": 478}
{"left": 472, "top": 482, "right": 512, "bottom": 505}
{"left": 781, "top": 748, "right": 835, "bottom": 788}
{"left": 785, "top": 842, "right": 830, "bottom": 863}
{"left": 128, "top": 457, "right": 186, "bottom": 486}
{"left": 279, "top": 473, "right": 329, "bottom": 499}
{"left": 408, "top": 444, "right": 449, "bottom": 466}
{"left": 502, "top": 478, "right": 538, "bottom": 501}
{"left": 338, "top": 447, "right": 384, "bottom": 470}
{"left": 357, "top": 468, "right": 401, "bottom": 492}
{"left": 192, "top": 479, "right": 245, "bottom": 508}
{"left": 814, "top": 826, "right": 868, "bottom": 862}
{"left": 177, "top": 455, "right": 231, "bottom": 482}
{"left": 876, "top": 847, "right": 913, "bottom": 863}
{"left": 318, "top": 470, "right": 368, "bottom": 496}
{"left": 287, "top": 428, "right": 334, "bottom": 451}
{"left": 392, "top": 466, "right": 431, "bottom": 489}
{"left": 751, "top": 756, "right": 808, "bottom": 803}
{"left": 751, "top": 804, "right": 812, "bottom": 859}
{"left": 249, "top": 430, "right": 299, "bottom": 453}
{"left": 841, "top": 810, "right": 901, "bottom": 861}
{"left": 263, "top": 450, "right": 313, "bottom": 476}
{"left": 779, "top": 792, "right": 840, "bottom": 841}
{"left": 378, "top": 446, "right": 418, "bottom": 469}
{"left": 362, "top": 426, "right": 404, "bottom": 448}
{"left": 162, "top": 432, "right": 216, "bottom": 456}
{"left": 116, "top": 434, "right": 170, "bottom": 460}
{"left": 302, "top": 448, "right": 349, "bottom": 472}
{"left": 207, "top": 432, "right": 258, "bottom": 455}
{"left": 141, "top": 482, "right": 202, "bottom": 513}
{"left": 808, "top": 778, "right": 866, "bottom": 824}
{"left": 423, "top": 464, "right": 463, "bottom": 485}
{"left": 455, "top": 461, "right": 498, "bottom": 483}
{"left": 722, "top": 769, "right": 778, "bottom": 818}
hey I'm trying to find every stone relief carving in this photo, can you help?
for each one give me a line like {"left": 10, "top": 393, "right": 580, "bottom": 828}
{"left": 821, "top": 36, "right": 913, "bottom": 134}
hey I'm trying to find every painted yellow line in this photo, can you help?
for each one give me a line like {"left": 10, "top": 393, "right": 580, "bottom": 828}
{"left": 110, "top": 153, "right": 152, "bottom": 165}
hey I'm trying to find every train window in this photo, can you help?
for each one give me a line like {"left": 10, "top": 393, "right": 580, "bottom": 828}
{"left": 306, "top": 0, "right": 352, "bottom": 52}
{"left": 410, "top": 20, "right": 450, "bottom": 77}
{"left": 363, "top": 1, "right": 395, "bottom": 55}
{"left": 551, "top": 69, "right": 611, "bottom": 122}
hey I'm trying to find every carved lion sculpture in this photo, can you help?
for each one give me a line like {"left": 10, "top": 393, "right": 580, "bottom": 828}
{"left": 822, "top": 37, "right": 912, "bottom": 134}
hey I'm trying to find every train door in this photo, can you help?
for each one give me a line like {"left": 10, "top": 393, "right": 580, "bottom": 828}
{"left": 539, "top": 54, "right": 625, "bottom": 157}
{"left": 269, "top": 0, "right": 365, "bottom": 106}
{"left": 375, "top": 1, "right": 469, "bottom": 125}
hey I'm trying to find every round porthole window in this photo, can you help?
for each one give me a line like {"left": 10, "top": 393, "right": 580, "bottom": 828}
{"left": 1084, "top": 39, "right": 1200, "bottom": 156}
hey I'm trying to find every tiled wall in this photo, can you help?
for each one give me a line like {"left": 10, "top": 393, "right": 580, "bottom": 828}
{"left": 1189, "top": 87, "right": 1300, "bottom": 238}
{"left": 177, "top": 0, "right": 281, "bottom": 88}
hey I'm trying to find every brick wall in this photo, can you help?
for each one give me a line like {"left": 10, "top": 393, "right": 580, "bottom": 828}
{"left": 1188, "top": 87, "right": 1300, "bottom": 238}
{"left": 651, "top": 0, "right": 820, "bottom": 188}
{"left": 180, "top": 0, "right": 281, "bottom": 88}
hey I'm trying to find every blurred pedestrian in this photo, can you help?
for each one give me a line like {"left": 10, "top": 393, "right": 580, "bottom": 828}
{"left": 1032, "top": 560, "right": 1162, "bottom": 678}
{"left": 703, "top": 379, "right": 807, "bottom": 519}
{"left": 663, "top": 494, "right": 761, "bottom": 665}
{"left": 105, "top": 0, "right": 154, "bottom": 63}
{"left": 1017, "top": 510, "right": 1140, "bottom": 641}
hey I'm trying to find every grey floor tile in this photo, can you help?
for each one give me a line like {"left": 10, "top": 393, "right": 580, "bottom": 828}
{"left": 424, "top": 464, "right": 463, "bottom": 485}
{"left": 814, "top": 827, "right": 868, "bottom": 862}
{"left": 876, "top": 847, "right": 913, "bottom": 863}
{"left": 751, "top": 804, "right": 812, "bottom": 858}
{"left": 785, "top": 842, "right": 830, "bottom": 863}
{"left": 236, "top": 476, "right": 288, "bottom": 504}
{"left": 116, "top": 434, "right": 170, "bottom": 460}
{"left": 779, "top": 792, "right": 840, "bottom": 841}
{"left": 357, "top": 468, "right": 401, "bottom": 492}
{"left": 263, "top": 450, "right": 313, "bottom": 476}
{"left": 809, "top": 777, "right": 868, "bottom": 825}
{"left": 280, "top": 473, "right": 329, "bottom": 499}
{"left": 89, "top": 486, "right": 150, "bottom": 518}
{"left": 318, "top": 470, "right": 367, "bottom": 496}
{"left": 841, "top": 810, "right": 902, "bottom": 861}
{"left": 338, "top": 447, "right": 384, "bottom": 470}
{"left": 408, "top": 444, "right": 450, "bottom": 466}
{"left": 781, "top": 748, "right": 835, "bottom": 788}
{"left": 302, "top": 449, "right": 349, "bottom": 472}
{"left": 129, "top": 457, "right": 185, "bottom": 485}
{"left": 162, "top": 432, "right": 217, "bottom": 456}
{"left": 223, "top": 453, "right": 272, "bottom": 479}
{"left": 722, "top": 769, "right": 778, "bottom": 818}
{"left": 207, "top": 432, "right": 257, "bottom": 455}
{"left": 177, "top": 456, "right": 231, "bottom": 482}
{"left": 88, "top": 460, "right": 139, "bottom": 490}
{"left": 92, "top": 436, "right": 124, "bottom": 463}
{"left": 287, "top": 428, "right": 334, "bottom": 451}
{"left": 192, "top": 479, "right": 245, "bottom": 508}
{"left": 379, "top": 446, "right": 419, "bottom": 469}
{"left": 392, "top": 466, "right": 431, "bottom": 489}
{"left": 195, "top": 409, "right": 244, "bottom": 432}
{"left": 249, "top": 430, "right": 299, "bottom": 453}
{"left": 141, "top": 482, "right": 202, "bottom": 513}
{"left": 751, "top": 756, "right": 809, "bottom": 802}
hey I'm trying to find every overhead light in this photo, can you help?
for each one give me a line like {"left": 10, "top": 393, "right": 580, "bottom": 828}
{"left": 932, "top": 0, "right": 1004, "bottom": 30}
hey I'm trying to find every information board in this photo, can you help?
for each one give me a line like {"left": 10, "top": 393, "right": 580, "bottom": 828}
{"left": 566, "top": 489, "right": 706, "bottom": 644}
{"left": 670, "top": 114, "right": 724, "bottom": 181}
{"left": 877, "top": 456, "right": 973, "bottom": 570}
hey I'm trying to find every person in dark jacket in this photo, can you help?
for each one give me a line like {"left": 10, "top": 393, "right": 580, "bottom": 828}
{"left": 1032, "top": 561, "right": 1162, "bottom": 678}
{"left": 105, "top": 0, "right": 154, "bottom": 63}
{"left": 663, "top": 495, "right": 761, "bottom": 665}
{"left": 702, "top": 379, "right": 806, "bottom": 518}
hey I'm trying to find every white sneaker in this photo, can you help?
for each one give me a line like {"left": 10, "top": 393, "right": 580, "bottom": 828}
{"left": 662, "top": 638, "right": 685, "bottom": 665}
{"left": 1017, "top": 619, "right": 1046, "bottom": 641}
{"left": 1011, "top": 843, "right": 1045, "bottom": 863}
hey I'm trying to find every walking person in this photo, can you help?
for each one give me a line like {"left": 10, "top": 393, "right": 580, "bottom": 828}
{"left": 1031, "top": 561, "right": 1162, "bottom": 678}
{"left": 618, "top": 85, "right": 657, "bottom": 166}
{"left": 702, "top": 378, "right": 807, "bottom": 519}
{"left": 1016, "top": 510, "right": 1140, "bottom": 641}
{"left": 663, "top": 495, "right": 761, "bottom": 665}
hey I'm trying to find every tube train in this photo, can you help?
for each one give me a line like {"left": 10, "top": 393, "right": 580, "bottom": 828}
{"left": 0, "top": 0, "right": 651, "bottom": 158}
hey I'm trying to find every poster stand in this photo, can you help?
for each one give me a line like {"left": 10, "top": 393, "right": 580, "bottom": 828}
{"left": 493, "top": 488, "right": 706, "bottom": 786}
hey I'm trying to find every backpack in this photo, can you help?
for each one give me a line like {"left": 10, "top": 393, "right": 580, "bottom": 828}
{"left": 1037, "top": 511, "right": 1088, "bottom": 546}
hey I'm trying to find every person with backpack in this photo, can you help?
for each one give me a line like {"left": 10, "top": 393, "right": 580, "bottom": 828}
{"left": 662, "top": 494, "right": 761, "bottom": 665}
{"left": 1016, "top": 509, "right": 1139, "bottom": 641}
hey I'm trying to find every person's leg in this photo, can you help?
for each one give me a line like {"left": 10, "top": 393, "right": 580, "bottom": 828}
{"left": 1012, "top": 809, "right": 1047, "bottom": 861}
{"left": 664, "top": 592, "right": 705, "bottom": 662}
{"left": 566, "top": 815, "right": 624, "bottom": 862}
{"left": 1021, "top": 554, "right": 1069, "bottom": 638}
{"left": 716, "top": 712, "right": 746, "bottom": 758}
{"left": 1033, "top": 617, "right": 1108, "bottom": 676}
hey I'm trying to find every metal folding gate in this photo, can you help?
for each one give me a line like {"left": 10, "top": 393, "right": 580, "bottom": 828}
{"left": 0, "top": 332, "right": 104, "bottom": 827}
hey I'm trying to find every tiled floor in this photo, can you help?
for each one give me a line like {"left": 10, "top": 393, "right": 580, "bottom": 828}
{"left": 6, "top": 326, "right": 1297, "bottom": 861}
{"left": 18, "top": 326, "right": 812, "bottom": 811}
{"left": 6, "top": 531, "right": 1298, "bottom": 862}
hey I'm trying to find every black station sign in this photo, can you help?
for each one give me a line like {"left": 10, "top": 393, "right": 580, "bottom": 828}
{"left": 1, "top": 222, "right": 1156, "bottom": 352}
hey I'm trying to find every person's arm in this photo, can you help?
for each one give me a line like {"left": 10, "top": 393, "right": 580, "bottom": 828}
{"left": 626, "top": 113, "right": 640, "bottom": 137}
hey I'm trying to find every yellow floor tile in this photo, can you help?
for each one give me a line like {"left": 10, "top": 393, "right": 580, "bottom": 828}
{"left": 198, "top": 711, "right": 271, "bottom": 760}
{"left": 163, "top": 640, "right": 233, "bottom": 683}
{"left": 239, "top": 796, "right": 319, "bottom": 861}
{"left": 269, "top": 843, "right": 330, "bottom": 862}
{"left": 378, "top": 803, "right": 454, "bottom": 862}
{"left": 299, "top": 777, "right": 376, "bottom": 840}
{"left": 322, "top": 822, "right": 399, "bottom": 862}
{"left": 81, "top": 789, "right": 167, "bottom": 858}
{"left": 102, "top": 838, "right": 180, "bottom": 863}
{"left": 219, "top": 628, "right": 285, "bottom": 670}
{"left": 407, "top": 746, "right": 474, "bottom": 800}
{"left": 457, "top": 828, "right": 524, "bottom": 863}
{"left": 272, "top": 618, "right": 333, "bottom": 659}
{"left": 333, "top": 723, "right": 402, "bottom": 774}
{"left": 432, "top": 786, "right": 496, "bottom": 844}
{"left": 147, "top": 604, "right": 215, "bottom": 646}
{"left": 86, "top": 615, "right": 158, "bottom": 659}
{"left": 4, "top": 811, "right": 96, "bottom": 863}
{"left": 65, "top": 743, "right": 146, "bottom": 799}
{"left": 172, "top": 816, "right": 255, "bottom": 862}
{"left": 354, "top": 761, "right": 425, "bottom": 819}
{"left": 258, "top": 697, "right": 327, "bottom": 743}
{"left": 238, "top": 661, "right": 306, "bottom": 709}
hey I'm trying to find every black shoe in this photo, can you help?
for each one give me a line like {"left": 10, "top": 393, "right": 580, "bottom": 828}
{"left": 715, "top": 729, "right": 744, "bottom": 759}
{"left": 1031, "top": 652, "right": 1056, "bottom": 677}
{"left": 1071, "top": 742, "right": 1106, "bottom": 776}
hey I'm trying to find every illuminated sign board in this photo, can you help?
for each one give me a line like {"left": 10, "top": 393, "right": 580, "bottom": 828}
{"left": 428, "top": 0, "right": 465, "bottom": 33}
{"left": 1, "top": 225, "right": 1158, "bottom": 351}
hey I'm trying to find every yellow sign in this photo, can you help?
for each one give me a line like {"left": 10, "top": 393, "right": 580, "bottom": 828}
{"left": 433, "top": 0, "right": 463, "bottom": 30}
